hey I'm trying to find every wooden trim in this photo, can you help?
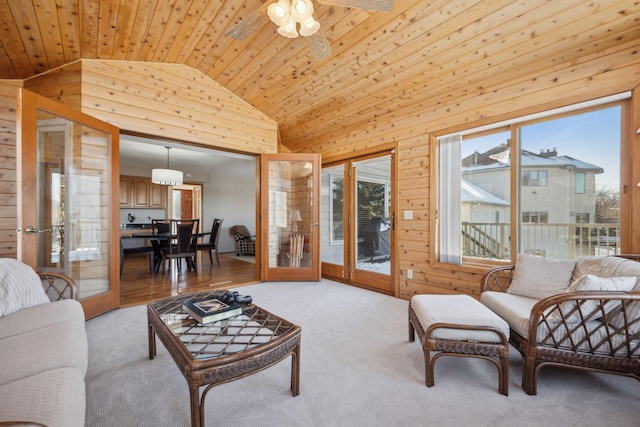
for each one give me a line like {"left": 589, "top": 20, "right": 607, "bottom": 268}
{"left": 17, "top": 88, "right": 121, "bottom": 319}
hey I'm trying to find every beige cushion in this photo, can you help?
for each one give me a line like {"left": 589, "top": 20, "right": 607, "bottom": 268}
{"left": 481, "top": 291, "right": 537, "bottom": 338}
{"left": 481, "top": 291, "right": 636, "bottom": 355}
{"left": 0, "top": 258, "right": 50, "bottom": 317}
{"left": 0, "top": 367, "right": 85, "bottom": 427}
{"left": 411, "top": 294, "right": 509, "bottom": 343}
{"left": 547, "top": 274, "right": 636, "bottom": 323}
{"left": 507, "top": 253, "right": 575, "bottom": 299}
{"left": 0, "top": 299, "right": 85, "bottom": 339}
{"left": 0, "top": 321, "right": 88, "bottom": 386}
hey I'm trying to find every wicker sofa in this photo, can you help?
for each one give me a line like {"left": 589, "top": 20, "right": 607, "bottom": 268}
{"left": 480, "top": 254, "right": 640, "bottom": 395}
{"left": 0, "top": 259, "right": 87, "bottom": 427}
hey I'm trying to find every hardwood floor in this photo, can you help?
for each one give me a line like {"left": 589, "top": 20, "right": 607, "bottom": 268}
{"left": 119, "top": 252, "right": 257, "bottom": 308}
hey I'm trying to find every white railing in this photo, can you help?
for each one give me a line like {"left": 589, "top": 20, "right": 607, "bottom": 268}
{"left": 462, "top": 222, "right": 620, "bottom": 261}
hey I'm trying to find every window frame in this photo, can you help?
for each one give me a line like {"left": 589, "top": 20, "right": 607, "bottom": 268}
{"left": 430, "top": 95, "right": 629, "bottom": 270}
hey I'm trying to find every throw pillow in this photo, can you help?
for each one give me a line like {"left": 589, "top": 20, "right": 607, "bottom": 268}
{"left": 0, "top": 258, "right": 50, "bottom": 317}
{"left": 507, "top": 254, "right": 576, "bottom": 299}
{"left": 546, "top": 274, "right": 637, "bottom": 323}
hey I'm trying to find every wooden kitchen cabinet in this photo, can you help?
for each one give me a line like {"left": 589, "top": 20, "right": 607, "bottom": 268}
{"left": 132, "top": 177, "right": 150, "bottom": 207}
{"left": 150, "top": 182, "right": 167, "bottom": 208}
{"left": 120, "top": 175, "right": 167, "bottom": 208}
{"left": 119, "top": 176, "right": 132, "bottom": 207}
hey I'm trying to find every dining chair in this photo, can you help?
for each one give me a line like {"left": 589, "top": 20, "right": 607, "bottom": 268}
{"left": 159, "top": 219, "right": 199, "bottom": 275}
{"left": 150, "top": 219, "right": 172, "bottom": 273}
{"left": 197, "top": 218, "right": 223, "bottom": 266}
{"left": 120, "top": 236, "right": 154, "bottom": 276}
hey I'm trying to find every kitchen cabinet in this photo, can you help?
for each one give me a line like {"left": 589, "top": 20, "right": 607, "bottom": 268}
{"left": 150, "top": 181, "right": 167, "bottom": 208}
{"left": 120, "top": 175, "right": 167, "bottom": 208}
{"left": 132, "top": 178, "right": 150, "bottom": 207}
{"left": 119, "top": 176, "right": 132, "bottom": 207}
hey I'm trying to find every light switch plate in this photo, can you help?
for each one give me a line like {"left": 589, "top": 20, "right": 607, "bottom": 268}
{"left": 407, "top": 269, "right": 413, "bottom": 279}
{"left": 404, "top": 210, "right": 413, "bottom": 220}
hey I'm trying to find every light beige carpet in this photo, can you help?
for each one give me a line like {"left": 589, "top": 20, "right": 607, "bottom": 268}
{"left": 85, "top": 279, "right": 640, "bottom": 427}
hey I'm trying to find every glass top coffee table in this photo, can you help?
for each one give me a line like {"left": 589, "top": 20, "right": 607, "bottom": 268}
{"left": 147, "top": 290, "right": 301, "bottom": 427}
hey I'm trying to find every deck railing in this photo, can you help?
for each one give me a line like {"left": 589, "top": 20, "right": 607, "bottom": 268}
{"left": 461, "top": 222, "right": 620, "bottom": 261}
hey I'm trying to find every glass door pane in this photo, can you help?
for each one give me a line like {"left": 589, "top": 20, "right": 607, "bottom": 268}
{"left": 261, "top": 153, "right": 320, "bottom": 281}
{"left": 36, "top": 108, "right": 113, "bottom": 300}
{"left": 353, "top": 155, "right": 391, "bottom": 277}
{"left": 321, "top": 166, "right": 345, "bottom": 266}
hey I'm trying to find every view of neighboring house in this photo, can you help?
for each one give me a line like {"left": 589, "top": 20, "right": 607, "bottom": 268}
{"left": 461, "top": 142, "right": 609, "bottom": 260}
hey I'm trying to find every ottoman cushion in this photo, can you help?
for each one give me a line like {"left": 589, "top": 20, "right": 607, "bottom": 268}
{"left": 411, "top": 294, "right": 509, "bottom": 343}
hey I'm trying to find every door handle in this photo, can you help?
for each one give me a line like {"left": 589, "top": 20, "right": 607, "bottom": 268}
{"left": 311, "top": 222, "right": 319, "bottom": 227}
{"left": 25, "top": 226, "right": 51, "bottom": 235}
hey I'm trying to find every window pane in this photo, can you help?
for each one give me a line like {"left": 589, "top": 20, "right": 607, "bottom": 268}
{"left": 461, "top": 130, "right": 511, "bottom": 260}
{"left": 321, "top": 167, "right": 344, "bottom": 266}
{"left": 331, "top": 175, "right": 344, "bottom": 242}
{"left": 576, "top": 172, "right": 585, "bottom": 194}
{"left": 354, "top": 156, "right": 391, "bottom": 275}
{"left": 519, "top": 106, "right": 621, "bottom": 259}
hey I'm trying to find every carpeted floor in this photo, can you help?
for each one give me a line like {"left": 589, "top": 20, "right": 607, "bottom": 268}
{"left": 85, "top": 279, "right": 640, "bottom": 427}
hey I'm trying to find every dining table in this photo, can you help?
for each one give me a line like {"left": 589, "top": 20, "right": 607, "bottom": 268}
{"left": 130, "top": 231, "right": 211, "bottom": 274}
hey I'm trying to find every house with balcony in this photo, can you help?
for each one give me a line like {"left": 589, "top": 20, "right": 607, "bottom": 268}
{"left": 461, "top": 143, "right": 611, "bottom": 260}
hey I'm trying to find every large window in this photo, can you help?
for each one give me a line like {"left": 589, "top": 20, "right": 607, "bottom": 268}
{"left": 438, "top": 100, "right": 623, "bottom": 264}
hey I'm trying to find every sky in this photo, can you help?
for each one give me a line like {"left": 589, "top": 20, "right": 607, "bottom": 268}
{"left": 461, "top": 106, "right": 622, "bottom": 191}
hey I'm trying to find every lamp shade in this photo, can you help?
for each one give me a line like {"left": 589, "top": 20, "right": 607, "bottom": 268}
{"left": 299, "top": 16, "right": 320, "bottom": 37}
{"left": 289, "top": 209, "right": 302, "bottom": 221}
{"left": 290, "top": 0, "right": 313, "bottom": 22}
{"left": 278, "top": 18, "right": 299, "bottom": 38}
{"left": 267, "top": 0, "right": 290, "bottom": 27}
{"left": 152, "top": 168, "right": 183, "bottom": 186}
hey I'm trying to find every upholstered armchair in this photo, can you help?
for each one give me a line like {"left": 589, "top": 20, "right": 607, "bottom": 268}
{"left": 230, "top": 225, "right": 256, "bottom": 256}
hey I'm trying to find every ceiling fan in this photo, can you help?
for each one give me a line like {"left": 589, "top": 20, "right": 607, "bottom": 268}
{"left": 225, "top": 0, "right": 394, "bottom": 60}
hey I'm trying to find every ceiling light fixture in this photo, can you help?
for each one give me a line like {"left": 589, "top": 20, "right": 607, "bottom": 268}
{"left": 268, "top": 0, "right": 319, "bottom": 39}
{"left": 152, "top": 147, "right": 183, "bottom": 186}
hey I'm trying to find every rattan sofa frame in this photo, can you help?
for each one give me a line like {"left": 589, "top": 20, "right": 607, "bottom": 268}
{"left": 481, "top": 255, "right": 640, "bottom": 395}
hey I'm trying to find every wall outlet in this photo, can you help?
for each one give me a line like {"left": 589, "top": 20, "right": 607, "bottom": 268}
{"left": 407, "top": 269, "right": 413, "bottom": 279}
{"left": 404, "top": 210, "right": 413, "bottom": 220}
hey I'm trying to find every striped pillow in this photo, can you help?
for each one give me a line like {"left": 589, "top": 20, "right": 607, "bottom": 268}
{"left": 507, "top": 254, "right": 576, "bottom": 300}
{"left": 0, "top": 258, "right": 50, "bottom": 317}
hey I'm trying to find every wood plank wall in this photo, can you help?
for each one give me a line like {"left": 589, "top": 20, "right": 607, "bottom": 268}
{"left": 78, "top": 60, "right": 278, "bottom": 155}
{"left": 318, "top": 48, "right": 640, "bottom": 300}
{"left": 0, "top": 80, "right": 22, "bottom": 258}
{"left": 2, "top": 60, "right": 279, "bottom": 260}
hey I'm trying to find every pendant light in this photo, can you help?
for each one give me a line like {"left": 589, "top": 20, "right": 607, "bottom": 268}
{"left": 152, "top": 147, "right": 183, "bottom": 186}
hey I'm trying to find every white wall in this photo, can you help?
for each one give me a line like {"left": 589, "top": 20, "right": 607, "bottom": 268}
{"left": 201, "top": 157, "right": 256, "bottom": 254}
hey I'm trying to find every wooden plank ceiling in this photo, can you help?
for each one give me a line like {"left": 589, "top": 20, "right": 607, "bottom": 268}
{"left": 1, "top": 0, "right": 638, "bottom": 152}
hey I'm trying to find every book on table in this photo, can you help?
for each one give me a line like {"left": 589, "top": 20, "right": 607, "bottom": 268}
{"left": 182, "top": 298, "right": 243, "bottom": 324}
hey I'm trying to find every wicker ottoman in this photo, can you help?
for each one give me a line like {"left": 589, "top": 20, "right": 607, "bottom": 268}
{"left": 408, "top": 294, "right": 510, "bottom": 395}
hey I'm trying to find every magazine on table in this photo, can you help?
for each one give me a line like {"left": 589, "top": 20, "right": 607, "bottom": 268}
{"left": 182, "top": 298, "right": 242, "bottom": 324}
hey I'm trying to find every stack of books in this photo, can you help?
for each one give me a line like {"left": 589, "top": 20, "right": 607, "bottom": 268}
{"left": 182, "top": 298, "right": 243, "bottom": 324}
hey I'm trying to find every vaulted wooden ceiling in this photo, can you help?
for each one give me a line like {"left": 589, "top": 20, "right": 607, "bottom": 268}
{"left": 1, "top": 0, "right": 639, "bottom": 152}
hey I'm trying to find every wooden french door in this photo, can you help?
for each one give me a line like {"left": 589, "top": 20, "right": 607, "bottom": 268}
{"left": 321, "top": 152, "right": 395, "bottom": 294}
{"left": 17, "top": 89, "right": 120, "bottom": 319}
{"left": 260, "top": 154, "right": 321, "bottom": 281}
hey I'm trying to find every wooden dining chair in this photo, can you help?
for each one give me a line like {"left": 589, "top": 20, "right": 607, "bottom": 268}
{"left": 197, "top": 218, "right": 223, "bottom": 266}
{"left": 159, "top": 219, "right": 199, "bottom": 275}
{"left": 120, "top": 236, "right": 154, "bottom": 276}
